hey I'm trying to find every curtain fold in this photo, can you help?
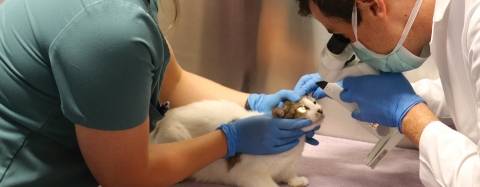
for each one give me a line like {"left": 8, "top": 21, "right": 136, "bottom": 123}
{"left": 163, "top": 0, "right": 326, "bottom": 93}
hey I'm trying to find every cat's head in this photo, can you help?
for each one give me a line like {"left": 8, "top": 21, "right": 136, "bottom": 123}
{"left": 272, "top": 96, "right": 324, "bottom": 124}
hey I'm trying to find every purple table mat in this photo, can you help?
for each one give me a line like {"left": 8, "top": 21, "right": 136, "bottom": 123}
{"left": 176, "top": 135, "right": 423, "bottom": 187}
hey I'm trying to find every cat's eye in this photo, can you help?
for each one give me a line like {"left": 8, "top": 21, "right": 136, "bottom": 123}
{"left": 313, "top": 101, "right": 317, "bottom": 104}
{"left": 296, "top": 106, "right": 308, "bottom": 114}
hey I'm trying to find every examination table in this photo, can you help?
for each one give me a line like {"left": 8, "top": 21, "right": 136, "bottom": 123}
{"left": 176, "top": 135, "right": 423, "bottom": 187}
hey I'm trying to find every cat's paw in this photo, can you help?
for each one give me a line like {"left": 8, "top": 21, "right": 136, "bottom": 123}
{"left": 287, "top": 176, "right": 309, "bottom": 187}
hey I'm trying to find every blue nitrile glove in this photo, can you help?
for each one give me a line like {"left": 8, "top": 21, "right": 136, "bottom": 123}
{"left": 247, "top": 90, "right": 301, "bottom": 113}
{"left": 305, "top": 126, "right": 320, "bottom": 145}
{"left": 293, "top": 73, "right": 325, "bottom": 145}
{"left": 294, "top": 73, "right": 327, "bottom": 99}
{"left": 340, "top": 73, "right": 424, "bottom": 131}
{"left": 218, "top": 115, "right": 312, "bottom": 158}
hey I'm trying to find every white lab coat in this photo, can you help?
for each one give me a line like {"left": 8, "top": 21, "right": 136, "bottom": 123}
{"left": 413, "top": 0, "right": 480, "bottom": 186}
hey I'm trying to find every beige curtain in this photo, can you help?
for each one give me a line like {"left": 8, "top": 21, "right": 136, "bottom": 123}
{"left": 160, "top": 0, "right": 261, "bottom": 92}
{"left": 161, "top": 0, "right": 327, "bottom": 93}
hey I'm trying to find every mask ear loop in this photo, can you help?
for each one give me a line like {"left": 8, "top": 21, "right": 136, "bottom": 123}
{"left": 352, "top": 0, "right": 423, "bottom": 51}
{"left": 393, "top": 0, "right": 424, "bottom": 51}
{"left": 352, "top": 2, "right": 359, "bottom": 41}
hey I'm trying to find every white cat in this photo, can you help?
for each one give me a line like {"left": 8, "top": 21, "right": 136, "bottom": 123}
{"left": 150, "top": 97, "right": 324, "bottom": 187}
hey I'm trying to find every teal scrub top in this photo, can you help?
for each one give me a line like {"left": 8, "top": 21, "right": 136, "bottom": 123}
{"left": 0, "top": 0, "right": 170, "bottom": 186}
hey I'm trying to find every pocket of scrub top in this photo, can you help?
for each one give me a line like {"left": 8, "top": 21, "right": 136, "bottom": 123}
{"left": 0, "top": 117, "right": 30, "bottom": 180}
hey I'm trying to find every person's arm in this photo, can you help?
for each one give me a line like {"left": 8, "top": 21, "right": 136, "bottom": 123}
{"left": 76, "top": 115, "right": 311, "bottom": 187}
{"left": 340, "top": 73, "right": 480, "bottom": 187}
{"left": 48, "top": 4, "right": 229, "bottom": 186}
{"left": 48, "top": 3, "right": 312, "bottom": 186}
{"left": 399, "top": 17, "right": 480, "bottom": 186}
{"left": 76, "top": 119, "right": 227, "bottom": 187}
{"left": 411, "top": 79, "right": 449, "bottom": 118}
{"left": 401, "top": 103, "right": 438, "bottom": 145}
{"left": 401, "top": 103, "right": 480, "bottom": 186}
{"left": 159, "top": 43, "right": 249, "bottom": 107}
{"left": 158, "top": 43, "right": 325, "bottom": 113}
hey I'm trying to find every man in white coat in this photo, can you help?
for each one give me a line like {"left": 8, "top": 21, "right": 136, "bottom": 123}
{"left": 297, "top": 0, "right": 480, "bottom": 186}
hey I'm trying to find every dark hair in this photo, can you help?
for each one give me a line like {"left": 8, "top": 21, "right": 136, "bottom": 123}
{"left": 296, "top": 0, "right": 361, "bottom": 23}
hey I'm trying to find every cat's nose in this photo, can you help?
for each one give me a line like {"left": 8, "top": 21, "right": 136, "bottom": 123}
{"left": 317, "top": 109, "right": 323, "bottom": 115}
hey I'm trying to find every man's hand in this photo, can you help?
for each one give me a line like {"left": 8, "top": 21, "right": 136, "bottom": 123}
{"left": 340, "top": 73, "right": 424, "bottom": 131}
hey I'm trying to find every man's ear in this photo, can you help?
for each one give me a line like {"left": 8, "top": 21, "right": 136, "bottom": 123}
{"left": 356, "top": 0, "right": 387, "bottom": 19}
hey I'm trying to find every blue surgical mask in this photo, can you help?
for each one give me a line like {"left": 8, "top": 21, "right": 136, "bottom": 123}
{"left": 351, "top": 0, "right": 427, "bottom": 72}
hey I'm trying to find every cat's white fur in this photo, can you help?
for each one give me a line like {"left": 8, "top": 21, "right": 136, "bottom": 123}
{"left": 150, "top": 97, "right": 323, "bottom": 187}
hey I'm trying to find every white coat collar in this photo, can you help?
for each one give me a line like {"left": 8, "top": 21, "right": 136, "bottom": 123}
{"left": 433, "top": 0, "right": 451, "bottom": 22}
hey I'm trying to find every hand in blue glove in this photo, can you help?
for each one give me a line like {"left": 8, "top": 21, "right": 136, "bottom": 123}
{"left": 218, "top": 115, "right": 312, "bottom": 158}
{"left": 247, "top": 90, "right": 301, "bottom": 113}
{"left": 340, "top": 73, "right": 424, "bottom": 130}
{"left": 294, "top": 73, "right": 327, "bottom": 99}
{"left": 248, "top": 74, "right": 328, "bottom": 113}
{"left": 305, "top": 126, "right": 320, "bottom": 145}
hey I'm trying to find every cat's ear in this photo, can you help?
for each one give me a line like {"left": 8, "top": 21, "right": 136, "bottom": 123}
{"left": 272, "top": 108, "right": 285, "bottom": 118}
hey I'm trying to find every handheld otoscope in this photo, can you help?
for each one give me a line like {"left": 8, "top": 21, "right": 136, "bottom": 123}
{"left": 317, "top": 34, "right": 404, "bottom": 169}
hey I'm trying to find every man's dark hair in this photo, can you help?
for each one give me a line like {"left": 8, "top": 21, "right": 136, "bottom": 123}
{"left": 296, "top": 0, "right": 361, "bottom": 23}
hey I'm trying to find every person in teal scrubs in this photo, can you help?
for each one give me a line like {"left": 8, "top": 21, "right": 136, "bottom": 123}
{"left": 0, "top": 0, "right": 325, "bottom": 186}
